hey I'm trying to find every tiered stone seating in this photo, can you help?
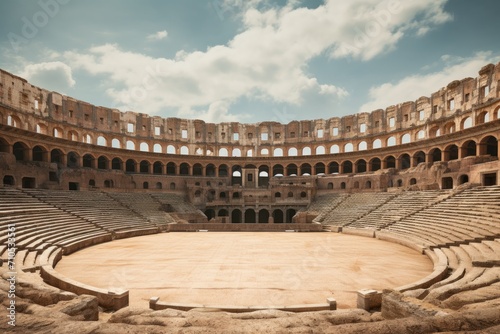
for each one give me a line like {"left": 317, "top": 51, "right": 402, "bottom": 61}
{"left": 321, "top": 192, "right": 396, "bottom": 228}
{"left": 308, "top": 193, "right": 349, "bottom": 223}
{"left": 420, "top": 241, "right": 500, "bottom": 311}
{"left": 24, "top": 189, "right": 158, "bottom": 234}
{"left": 348, "top": 191, "right": 450, "bottom": 230}
{"left": 383, "top": 186, "right": 500, "bottom": 248}
{"left": 106, "top": 192, "right": 173, "bottom": 226}
{"left": 150, "top": 193, "right": 200, "bottom": 214}
{"left": 0, "top": 188, "right": 111, "bottom": 260}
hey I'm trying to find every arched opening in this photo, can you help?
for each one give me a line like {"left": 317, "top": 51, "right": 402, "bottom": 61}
{"left": 180, "top": 163, "right": 190, "bottom": 175}
{"left": 206, "top": 164, "right": 216, "bottom": 177}
{"left": 397, "top": 179, "right": 403, "bottom": 187}
{"left": 429, "top": 148, "right": 442, "bottom": 163}
{"left": 385, "top": 156, "right": 396, "bottom": 168}
{"left": 245, "top": 209, "right": 256, "bottom": 224}
{"left": 300, "top": 191, "right": 307, "bottom": 198}
{"left": 479, "top": 136, "right": 498, "bottom": 157}
{"left": 444, "top": 145, "right": 459, "bottom": 161}
{"left": 232, "top": 165, "right": 242, "bottom": 186}
{"left": 461, "top": 140, "right": 477, "bottom": 158}
{"left": 353, "top": 181, "right": 359, "bottom": 189}
{"left": 50, "top": 149, "right": 64, "bottom": 164}
{"left": 285, "top": 209, "right": 296, "bottom": 224}
{"left": 273, "top": 164, "right": 284, "bottom": 176}
{"left": 286, "top": 164, "right": 298, "bottom": 176}
{"left": 327, "top": 183, "right": 333, "bottom": 190}
{"left": 314, "top": 162, "right": 325, "bottom": 175}
{"left": 458, "top": 174, "right": 469, "bottom": 185}
{"left": 287, "top": 191, "right": 294, "bottom": 198}
{"left": 399, "top": 154, "right": 411, "bottom": 170}
{"left": 342, "top": 161, "right": 353, "bottom": 174}
{"left": 341, "top": 182, "right": 346, "bottom": 190}
{"left": 258, "top": 165, "right": 270, "bottom": 187}
{"left": 153, "top": 161, "right": 163, "bottom": 174}
{"left": 300, "top": 163, "right": 312, "bottom": 176}
{"left": 83, "top": 154, "right": 95, "bottom": 168}
{"left": 89, "top": 179, "right": 96, "bottom": 187}
{"left": 104, "top": 180, "right": 114, "bottom": 188}
{"left": 274, "top": 192, "right": 281, "bottom": 198}
{"left": 22, "top": 177, "right": 36, "bottom": 189}
{"left": 126, "top": 159, "right": 136, "bottom": 173}
{"left": 219, "top": 164, "right": 228, "bottom": 177}
{"left": 67, "top": 152, "right": 79, "bottom": 168}
{"left": 413, "top": 151, "right": 426, "bottom": 166}
{"left": 355, "top": 159, "right": 367, "bottom": 173}
{"left": 328, "top": 162, "right": 339, "bottom": 174}
{"left": 232, "top": 192, "right": 241, "bottom": 199}
{"left": 156, "top": 182, "right": 162, "bottom": 189}
{"left": 219, "top": 191, "right": 227, "bottom": 200}
{"left": 232, "top": 209, "right": 242, "bottom": 223}
{"left": 97, "top": 156, "right": 109, "bottom": 170}
{"left": 258, "top": 210, "right": 269, "bottom": 224}
{"left": 410, "top": 178, "right": 417, "bottom": 185}
{"left": 0, "top": 138, "right": 10, "bottom": 153}
{"left": 33, "top": 146, "right": 48, "bottom": 162}
{"left": 193, "top": 163, "right": 203, "bottom": 176}
{"left": 365, "top": 180, "right": 372, "bottom": 189}
{"left": 143, "top": 182, "right": 149, "bottom": 189}
{"left": 370, "top": 158, "right": 381, "bottom": 172}
{"left": 170, "top": 182, "right": 176, "bottom": 190}
{"left": 13, "top": 142, "right": 28, "bottom": 161}
{"left": 140, "top": 160, "right": 150, "bottom": 173}
{"left": 111, "top": 158, "right": 122, "bottom": 170}
{"left": 273, "top": 209, "right": 284, "bottom": 224}
{"left": 166, "top": 162, "right": 176, "bottom": 175}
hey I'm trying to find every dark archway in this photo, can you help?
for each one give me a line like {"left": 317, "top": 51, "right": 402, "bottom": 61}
{"left": 13, "top": 142, "right": 28, "bottom": 161}
{"left": 112, "top": 158, "right": 123, "bottom": 170}
{"left": 232, "top": 209, "right": 242, "bottom": 223}
{"left": 286, "top": 209, "right": 296, "bottom": 223}
{"left": 97, "top": 156, "right": 108, "bottom": 170}
{"left": 125, "top": 159, "right": 136, "bottom": 172}
{"left": 33, "top": 146, "right": 48, "bottom": 162}
{"left": 258, "top": 209, "right": 269, "bottom": 224}
{"left": 273, "top": 209, "right": 284, "bottom": 224}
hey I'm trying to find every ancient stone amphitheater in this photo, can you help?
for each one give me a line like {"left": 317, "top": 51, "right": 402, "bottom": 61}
{"left": 1, "top": 63, "right": 500, "bottom": 333}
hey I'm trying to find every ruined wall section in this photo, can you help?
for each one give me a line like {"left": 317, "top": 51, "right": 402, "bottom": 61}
{"left": 0, "top": 63, "right": 499, "bottom": 157}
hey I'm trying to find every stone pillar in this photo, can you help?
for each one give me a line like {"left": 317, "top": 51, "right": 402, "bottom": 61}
{"left": 357, "top": 289, "right": 382, "bottom": 311}
{"left": 268, "top": 216, "right": 274, "bottom": 224}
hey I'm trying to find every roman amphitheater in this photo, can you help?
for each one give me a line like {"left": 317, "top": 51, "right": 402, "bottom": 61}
{"left": 1, "top": 63, "right": 500, "bottom": 333}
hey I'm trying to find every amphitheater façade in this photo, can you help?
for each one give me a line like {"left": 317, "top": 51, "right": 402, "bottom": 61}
{"left": 0, "top": 63, "right": 499, "bottom": 333}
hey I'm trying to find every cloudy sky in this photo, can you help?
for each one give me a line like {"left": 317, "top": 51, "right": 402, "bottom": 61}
{"left": 1, "top": 0, "right": 499, "bottom": 123}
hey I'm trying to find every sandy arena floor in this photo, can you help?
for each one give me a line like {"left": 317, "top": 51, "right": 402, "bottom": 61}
{"left": 55, "top": 232, "right": 433, "bottom": 309}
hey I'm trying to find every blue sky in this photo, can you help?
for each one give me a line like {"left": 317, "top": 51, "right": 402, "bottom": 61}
{"left": 1, "top": 0, "right": 499, "bottom": 123}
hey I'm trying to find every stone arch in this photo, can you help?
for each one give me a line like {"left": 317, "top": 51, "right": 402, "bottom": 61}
{"left": 153, "top": 144, "right": 162, "bottom": 153}
{"left": 232, "top": 209, "right": 242, "bottom": 223}
{"left": 32, "top": 145, "right": 48, "bottom": 162}
{"left": 125, "top": 159, "right": 137, "bottom": 172}
{"left": 13, "top": 142, "right": 29, "bottom": 161}
{"left": 97, "top": 136, "right": 107, "bottom": 146}
{"left": 328, "top": 161, "right": 339, "bottom": 174}
{"left": 272, "top": 209, "right": 284, "bottom": 224}
{"left": 219, "top": 164, "right": 228, "bottom": 177}
{"left": 342, "top": 160, "right": 353, "bottom": 173}
{"left": 83, "top": 154, "right": 96, "bottom": 168}
{"left": 193, "top": 163, "right": 203, "bottom": 176}
{"left": 206, "top": 164, "right": 216, "bottom": 177}
{"left": 112, "top": 157, "right": 123, "bottom": 170}
{"left": 180, "top": 146, "right": 189, "bottom": 155}
{"left": 258, "top": 165, "right": 270, "bottom": 187}
{"left": 387, "top": 136, "right": 396, "bottom": 147}
{"left": 461, "top": 140, "right": 477, "bottom": 158}
{"left": 166, "top": 162, "right": 176, "bottom": 175}
{"left": 180, "top": 162, "right": 190, "bottom": 175}
{"left": 399, "top": 153, "right": 411, "bottom": 170}
{"left": 444, "top": 144, "right": 459, "bottom": 161}
{"left": 315, "top": 146, "right": 326, "bottom": 155}
{"left": 413, "top": 151, "right": 426, "bottom": 166}
{"left": 219, "top": 148, "right": 229, "bottom": 157}
{"left": 429, "top": 148, "right": 442, "bottom": 163}
{"left": 140, "top": 160, "right": 150, "bottom": 173}
{"left": 67, "top": 151, "right": 80, "bottom": 168}
{"left": 302, "top": 147, "right": 312, "bottom": 156}
{"left": 369, "top": 157, "right": 381, "bottom": 171}
{"left": 97, "top": 155, "right": 109, "bottom": 170}
{"left": 358, "top": 141, "right": 367, "bottom": 151}
{"left": 50, "top": 149, "right": 64, "bottom": 164}
{"left": 232, "top": 148, "right": 242, "bottom": 157}
{"left": 286, "top": 209, "right": 296, "bottom": 223}
{"left": 288, "top": 147, "right": 298, "bottom": 156}
{"left": 273, "top": 148, "right": 284, "bottom": 157}
{"left": 286, "top": 164, "right": 298, "bottom": 176}
{"left": 401, "top": 133, "right": 411, "bottom": 144}
{"left": 330, "top": 144, "right": 340, "bottom": 154}
{"left": 126, "top": 140, "right": 135, "bottom": 150}
{"left": 273, "top": 164, "right": 284, "bottom": 176}
{"left": 461, "top": 116, "right": 473, "bottom": 130}
{"left": 372, "top": 139, "right": 382, "bottom": 149}
{"left": 167, "top": 145, "right": 176, "bottom": 154}
{"left": 231, "top": 165, "right": 242, "bottom": 185}
{"left": 300, "top": 163, "right": 312, "bottom": 176}
{"left": 258, "top": 209, "right": 269, "bottom": 224}
{"left": 355, "top": 159, "right": 367, "bottom": 173}
{"left": 112, "top": 138, "right": 121, "bottom": 148}
{"left": 153, "top": 161, "right": 163, "bottom": 174}
{"left": 314, "top": 162, "right": 325, "bottom": 175}
{"left": 344, "top": 143, "right": 354, "bottom": 153}
{"left": 385, "top": 155, "right": 396, "bottom": 168}
{"left": 479, "top": 135, "right": 498, "bottom": 157}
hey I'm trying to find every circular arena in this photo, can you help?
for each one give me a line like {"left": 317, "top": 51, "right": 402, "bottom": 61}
{"left": 1, "top": 63, "right": 500, "bottom": 333}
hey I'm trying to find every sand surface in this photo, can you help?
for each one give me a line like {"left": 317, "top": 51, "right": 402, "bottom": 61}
{"left": 55, "top": 232, "right": 433, "bottom": 308}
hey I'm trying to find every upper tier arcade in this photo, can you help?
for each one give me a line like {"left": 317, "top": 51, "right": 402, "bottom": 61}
{"left": 1, "top": 63, "right": 499, "bottom": 158}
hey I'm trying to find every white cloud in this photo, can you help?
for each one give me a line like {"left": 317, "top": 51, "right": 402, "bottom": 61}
{"left": 63, "top": 0, "right": 452, "bottom": 122}
{"left": 358, "top": 52, "right": 500, "bottom": 113}
{"left": 147, "top": 30, "right": 168, "bottom": 41}
{"left": 20, "top": 61, "right": 75, "bottom": 92}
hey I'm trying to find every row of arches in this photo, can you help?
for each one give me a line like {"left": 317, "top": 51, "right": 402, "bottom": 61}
{"left": 3, "top": 105, "right": 496, "bottom": 158}
{"left": 204, "top": 208, "right": 297, "bottom": 224}
{"left": 4, "top": 136, "right": 498, "bottom": 179}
